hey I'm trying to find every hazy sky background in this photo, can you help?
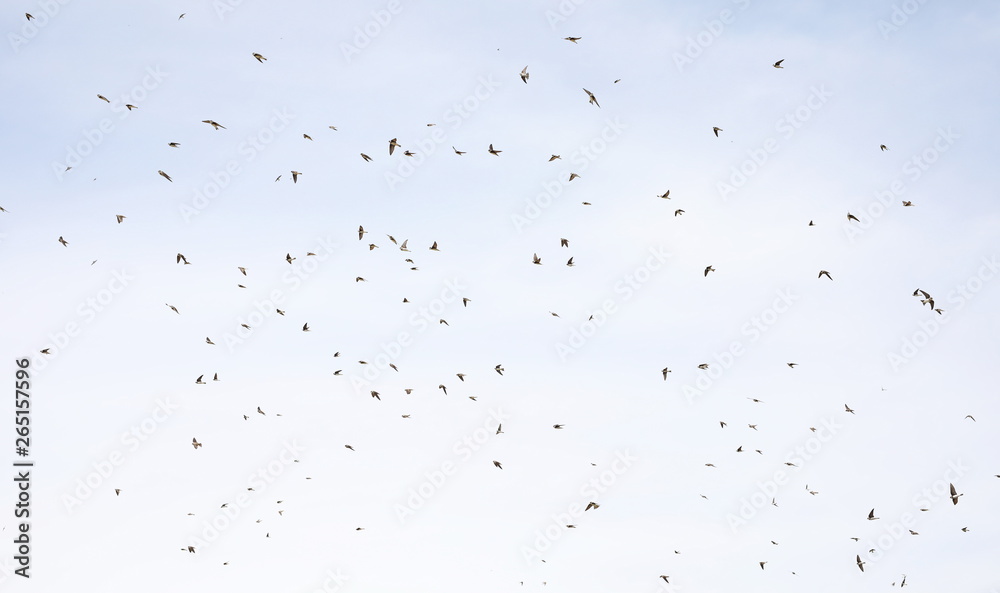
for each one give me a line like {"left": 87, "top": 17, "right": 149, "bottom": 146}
{"left": 1, "top": 1, "right": 999, "bottom": 591}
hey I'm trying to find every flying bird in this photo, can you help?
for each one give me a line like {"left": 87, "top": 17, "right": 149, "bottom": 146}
{"left": 493, "top": 460, "right": 503, "bottom": 469}
{"left": 58, "top": 236, "right": 69, "bottom": 247}
{"left": 202, "top": 120, "right": 226, "bottom": 130}
{"left": 704, "top": 265, "right": 715, "bottom": 277}
{"left": 564, "top": 36, "right": 581, "bottom": 43}
{"left": 818, "top": 270, "right": 833, "bottom": 280}
{"left": 97, "top": 94, "right": 110, "bottom": 103}
{"left": 302, "top": 323, "right": 310, "bottom": 332}
{"left": 360, "top": 153, "right": 372, "bottom": 161}
{"left": 856, "top": 555, "right": 865, "bottom": 572}
{"left": 452, "top": 146, "right": 466, "bottom": 155}
{"left": 389, "top": 138, "right": 400, "bottom": 155}
{"left": 773, "top": 59, "right": 784, "bottom": 68}
{"left": 713, "top": 127, "right": 722, "bottom": 137}
{"left": 116, "top": 215, "right": 125, "bottom": 223}
{"left": 192, "top": 438, "right": 202, "bottom": 449}
{"left": 291, "top": 171, "right": 301, "bottom": 183}
{"left": 847, "top": 212, "right": 860, "bottom": 222}
{"left": 949, "top": 483, "right": 962, "bottom": 505}
{"left": 583, "top": 88, "right": 600, "bottom": 107}
{"left": 845, "top": 404, "right": 855, "bottom": 414}
{"left": 158, "top": 170, "right": 173, "bottom": 182}
{"left": 520, "top": 66, "right": 529, "bottom": 83}
{"left": 488, "top": 144, "right": 502, "bottom": 156}
{"left": 253, "top": 53, "right": 267, "bottom": 62}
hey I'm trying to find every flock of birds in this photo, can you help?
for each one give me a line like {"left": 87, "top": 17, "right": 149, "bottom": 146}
{"left": 10, "top": 9, "right": 992, "bottom": 592}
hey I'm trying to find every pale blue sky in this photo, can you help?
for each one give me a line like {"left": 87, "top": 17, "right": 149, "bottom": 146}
{"left": 1, "top": 1, "right": 998, "bottom": 591}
